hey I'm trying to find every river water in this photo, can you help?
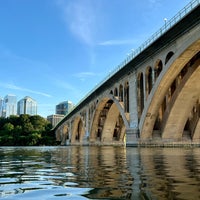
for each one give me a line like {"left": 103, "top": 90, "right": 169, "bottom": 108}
{"left": 0, "top": 146, "right": 200, "bottom": 200}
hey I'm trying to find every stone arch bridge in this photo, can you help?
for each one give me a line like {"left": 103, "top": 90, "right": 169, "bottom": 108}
{"left": 55, "top": 1, "right": 200, "bottom": 146}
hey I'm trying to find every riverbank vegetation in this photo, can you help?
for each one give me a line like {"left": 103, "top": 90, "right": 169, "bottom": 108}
{"left": 0, "top": 115, "right": 56, "bottom": 146}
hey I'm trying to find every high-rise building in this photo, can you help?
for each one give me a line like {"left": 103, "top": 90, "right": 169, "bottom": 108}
{"left": 56, "top": 100, "right": 74, "bottom": 115}
{"left": 0, "top": 97, "right": 3, "bottom": 117}
{"left": 17, "top": 96, "right": 37, "bottom": 115}
{"left": 3, "top": 94, "right": 17, "bottom": 117}
{"left": 47, "top": 114, "right": 64, "bottom": 127}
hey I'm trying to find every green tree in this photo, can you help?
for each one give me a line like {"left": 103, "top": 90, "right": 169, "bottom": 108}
{"left": 28, "top": 132, "right": 42, "bottom": 146}
{"left": 30, "top": 115, "right": 46, "bottom": 132}
{"left": 9, "top": 115, "right": 20, "bottom": 126}
{"left": 0, "top": 117, "right": 7, "bottom": 128}
{"left": 0, "top": 122, "right": 15, "bottom": 145}
{"left": 0, "top": 114, "right": 55, "bottom": 146}
{"left": 3, "top": 122, "right": 14, "bottom": 132}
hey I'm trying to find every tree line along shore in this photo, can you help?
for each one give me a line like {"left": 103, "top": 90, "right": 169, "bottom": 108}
{"left": 0, "top": 114, "right": 57, "bottom": 146}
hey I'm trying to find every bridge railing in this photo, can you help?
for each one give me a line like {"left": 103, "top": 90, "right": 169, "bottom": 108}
{"left": 69, "top": 0, "right": 200, "bottom": 115}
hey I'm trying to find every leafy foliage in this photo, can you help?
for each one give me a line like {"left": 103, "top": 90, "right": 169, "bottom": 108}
{"left": 0, "top": 115, "right": 56, "bottom": 146}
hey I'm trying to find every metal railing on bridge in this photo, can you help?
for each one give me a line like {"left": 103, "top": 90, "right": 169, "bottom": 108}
{"left": 67, "top": 0, "right": 200, "bottom": 117}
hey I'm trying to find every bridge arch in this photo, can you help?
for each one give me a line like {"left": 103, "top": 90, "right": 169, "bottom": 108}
{"left": 165, "top": 51, "right": 174, "bottom": 64}
{"left": 55, "top": 122, "right": 69, "bottom": 145}
{"left": 154, "top": 59, "right": 163, "bottom": 82}
{"left": 114, "top": 87, "right": 118, "bottom": 97}
{"left": 119, "top": 84, "right": 124, "bottom": 102}
{"left": 71, "top": 115, "right": 85, "bottom": 144}
{"left": 140, "top": 38, "right": 200, "bottom": 140}
{"left": 89, "top": 94, "right": 129, "bottom": 144}
{"left": 162, "top": 53, "right": 200, "bottom": 140}
{"left": 124, "top": 81, "right": 129, "bottom": 112}
{"left": 145, "top": 66, "right": 153, "bottom": 98}
{"left": 192, "top": 99, "right": 200, "bottom": 141}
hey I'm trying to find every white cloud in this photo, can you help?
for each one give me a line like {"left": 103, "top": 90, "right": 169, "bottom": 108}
{"left": 73, "top": 72, "right": 96, "bottom": 78}
{"left": 1, "top": 83, "right": 52, "bottom": 98}
{"left": 73, "top": 71, "right": 99, "bottom": 81}
{"left": 98, "top": 39, "right": 137, "bottom": 46}
{"left": 57, "top": 0, "right": 97, "bottom": 46}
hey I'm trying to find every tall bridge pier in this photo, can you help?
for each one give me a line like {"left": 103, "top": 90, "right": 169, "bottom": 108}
{"left": 54, "top": 1, "right": 200, "bottom": 146}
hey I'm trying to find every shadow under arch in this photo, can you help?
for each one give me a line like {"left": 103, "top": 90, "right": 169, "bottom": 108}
{"left": 162, "top": 57, "right": 200, "bottom": 140}
{"left": 139, "top": 39, "right": 200, "bottom": 140}
{"left": 89, "top": 94, "right": 129, "bottom": 143}
{"left": 71, "top": 115, "right": 85, "bottom": 144}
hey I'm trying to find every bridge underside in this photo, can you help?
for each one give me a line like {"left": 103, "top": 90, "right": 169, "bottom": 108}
{"left": 140, "top": 40, "right": 200, "bottom": 145}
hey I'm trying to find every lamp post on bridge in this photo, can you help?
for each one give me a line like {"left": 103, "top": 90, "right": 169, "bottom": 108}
{"left": 164, "top": 18, "right": 167, "bottom": 29}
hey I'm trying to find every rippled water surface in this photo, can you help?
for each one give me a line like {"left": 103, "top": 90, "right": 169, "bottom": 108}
{"left": 1, "top": 146, "right": 200, "bottom": 199}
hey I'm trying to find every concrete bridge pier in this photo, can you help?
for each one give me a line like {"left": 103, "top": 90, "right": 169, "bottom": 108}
{"left": 126, "top": 128, "right": 139, "bottom": 146}
{"left": 126, "top": 72, "right": 140, "bottom": 146}
{"left": 82, "top": 108, "right": 90, "bottom": 145}
{"left": 81, "top": 131, "right": 89, "bottom": 145}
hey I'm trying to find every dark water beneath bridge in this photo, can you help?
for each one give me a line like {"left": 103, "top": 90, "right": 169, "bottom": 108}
{"left": 0, "top": 146, "right": 200, "bottom": 200}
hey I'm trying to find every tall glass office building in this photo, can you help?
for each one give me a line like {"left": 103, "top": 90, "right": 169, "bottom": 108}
{"left": 56, "top": 100, "right": 74, "bottom": 115}
{"left": 0, "top": 97, "right": 3, "bottom": 117}
{"left": 17, "top": 96, "right": 37, "bottom": 115}
{"left": 3, "top": 94, "right": 17, "bottom": 117}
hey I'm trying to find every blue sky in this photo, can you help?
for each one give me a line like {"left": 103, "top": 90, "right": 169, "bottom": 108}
{"left": 0, "top": 0, "right": 191, "bottom": 117}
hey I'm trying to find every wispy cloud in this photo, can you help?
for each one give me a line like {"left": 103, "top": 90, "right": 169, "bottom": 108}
{"left": 147, "top": 0, "right": 162, "bottom": 10}
{"left": 73, "top": 72, "right": 97, "bottom": 81}
{"left": 56, "top": 0, "right": 97, "bottom": 46}
{"left": 0, "top": 83, "right": 52, "bottom": 98}
{"left": 98, "top": 39, "right": 137, "bottom": 46}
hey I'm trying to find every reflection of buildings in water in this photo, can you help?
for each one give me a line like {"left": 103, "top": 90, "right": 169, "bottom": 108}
{"left": 138, "top": 148, "right": 200, "bottom": 200}
{"left": 53, "top": 146, "right": 134, "bottom": 199}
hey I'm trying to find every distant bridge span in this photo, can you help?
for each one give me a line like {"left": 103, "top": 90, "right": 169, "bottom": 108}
{"left": 55, "top": 1, "right": 200, "bottom": 146}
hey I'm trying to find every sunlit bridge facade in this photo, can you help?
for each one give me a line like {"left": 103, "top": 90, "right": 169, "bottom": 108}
{"left": 55, "top": 1, "right": 200, "bottom": 146}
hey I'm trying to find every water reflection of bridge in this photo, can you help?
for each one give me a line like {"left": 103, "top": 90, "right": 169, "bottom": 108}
{"left": 55, "top": 1, "right": 200, "bottom": 146}
{"left": 53, "top": 147, "right": 134, "bottom": 199}
{"left": 133, "top": 148, "right": 200, "bottom": 199}
{"left": 53, "top": 147, "right": 200, "bottom": 199}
